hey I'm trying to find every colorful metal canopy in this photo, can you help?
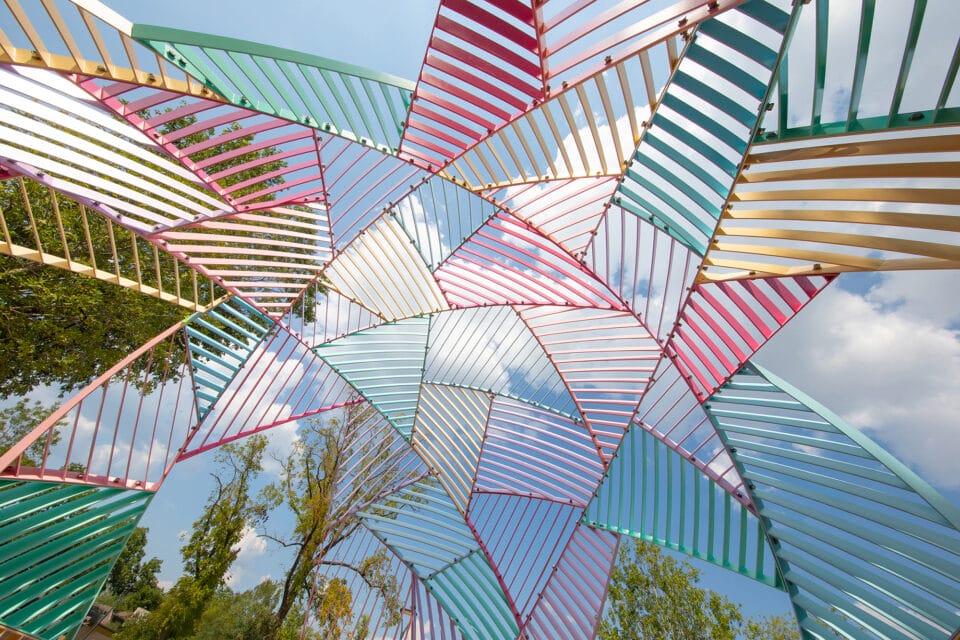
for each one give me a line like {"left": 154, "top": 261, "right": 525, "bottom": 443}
{"left": 1, "top": 0, "right": 959, "bottom": 639}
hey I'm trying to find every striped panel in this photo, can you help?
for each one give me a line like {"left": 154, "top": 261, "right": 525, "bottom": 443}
{"left": 185, "top": 297, "right": 274, "bottom": 420}
{"left": 666, "top": 275, "right": 834, "bottom": 400}
{"left": 321, "top": 136, "right": 428, "bottom": 249}
{"left": 706, "top": 129, "right": 960, "bottom": 280}
{"left": 411, "top": 385, "right": 490, "bottom": 514}
{"left": 490, "top": 177, "right": 618, "bottom": 257}
{"left": 0, "top": 67, "right": 224, "bottom": 232}
{"left": 584, "top": 423, "right": 782, "bottom": 588}
{"left": 309, "top": 524, "right": 414, "bottom": 638}
{"left": 155, "top": 206, "right": 332, "bottom": 315}
{"left": 634, "top": 357, "right": 749, "bottom": 501}
{"left": 0, "top": 176, "right": 221, "bottom": 311}
{"left": 615, "top": 0, "right": 796, "bottom": 255}
{"left": 760, "top": 0, "right": 960, "bottom": 142}
{"left": 279, "top": 286, "right": 385, "bottom": 348}
{"left": 521, "top": 523, "right": 618, "bottom": 639}
{"left": 392, "top": 176, "right": 499, "bottom": 269}
{"left": 0, "top": 0, "right": 204, "bottom": 95}
{"left": 0, "top": 480, "right": 152, "bottom": 640}
{"left": 359, "top": 480, "right": 477, "bottom": 578}
{"left": 443, "top": 57, "right": 644, "bottom": 189}
{"left": 707, "top": 363, "right": 960, "bottom": 640}
{"left": 0, "top": 322, "right": 198, "bottom": 491}
{"left": 435, "top": 212, "right": 626, "bottom": 309}
{"left": 424, "top": 306, "right": 576, "bottom": 416}
{"left": 407, "top": 577, "right": 464, "bottom": 640}
{"left": 78, "top": 80, "right": 327, "bottom": 214}
{"left": 401, "top": 0, "right": 541, "bottom": 168}
{"left": 519, "top": 306, "right": 659, "bottom": 461}
{"left": 314, "top": 317, "right": 430, "bottom": 439}
{"left": 426, "top": 549, "right": 520, "bottom": 640}
{"left": 182, "top": 325, "right": 353, "bottom": 458}
{"left": 474, "top": 396, "right": 603, "bottom": 508}
{"left": 467, "top": 493, "right": 580, "bottom": 623}
{"left": 132, "top": 24, "right": 414, "bottom": 152}
{"left": 585, "top": 209, "right": 701, "bottom": 341}
{"left": 540, "top": 1, "right": 745, "bottom": 89}
{"left": 325, "top": 216, "right": 448, "bottom": 322}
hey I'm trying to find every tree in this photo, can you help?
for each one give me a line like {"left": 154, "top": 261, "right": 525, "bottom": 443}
{"left": 600, "top": 539, "right": 757, "bottom": 640}
{"left": 0, "top": 399, "right": 61, "bottom": 465}
{"left": 117, "top": 436, "right": 267, "bottom": 640}
{"left": 258, "top": 403, "right": 409, "bottom": 637}
{"left": 745, "top": 615, "right": 802, "bottom": 640}
{"left": 105, "top": 527, "right": 164, "bottom": 611}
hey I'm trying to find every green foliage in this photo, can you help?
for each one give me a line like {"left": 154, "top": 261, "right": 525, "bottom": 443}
{"left": 106, "top": 527, "right": 165, "bottom": 611}
{"left": 599, "top": 539, "right": 799, "bottom": 640}
{"left": 745, "top": 615, "right": 802, "bottom": 640}
{"left": 184, "top": 581, "right": 279, "bottom": 640}
{"left": 258, "top": 403, "right": 408, "bottom": 635}
{"left": 117, "top": 436, "right": 267, "bottom": 640}
{"left": 0, "top": 399, "right": 60, "bottom": 465}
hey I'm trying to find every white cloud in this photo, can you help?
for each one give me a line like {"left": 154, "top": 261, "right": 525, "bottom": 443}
{"left": 226, "top": 525, "right": 267, "bottom": 588}
{"left": 756, "top": 271, "right": 960, "bottom": 489}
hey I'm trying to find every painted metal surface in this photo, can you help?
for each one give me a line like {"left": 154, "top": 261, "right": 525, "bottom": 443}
{"left": 1, "top": 0, "right": 959, "bottom": 639}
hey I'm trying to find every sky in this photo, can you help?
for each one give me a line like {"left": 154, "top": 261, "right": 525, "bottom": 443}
{"left": 64, "top": 0, "right": 960, "bottom": 630}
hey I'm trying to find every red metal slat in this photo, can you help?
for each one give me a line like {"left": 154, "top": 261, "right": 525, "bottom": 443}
{"left": 431, "top": 37, "right": 540, "bottom": 98}
{"left": 443, "top": 0, "right": 538, "bottom": 51}
{"left": 436, "top": 15, "right": 541, "bottom": 78}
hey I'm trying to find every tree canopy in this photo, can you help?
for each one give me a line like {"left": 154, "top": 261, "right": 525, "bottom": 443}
{"left": 599, "top": 538, "right": 799, "bottom": 640}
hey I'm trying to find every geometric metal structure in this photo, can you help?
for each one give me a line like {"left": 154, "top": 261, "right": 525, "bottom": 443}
{"left": 1, "top": 1, "right": 959, "bottom": 639}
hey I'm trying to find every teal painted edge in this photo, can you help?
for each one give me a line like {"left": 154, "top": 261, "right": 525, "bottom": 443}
{"left": 747, "top": 361, "right": 960, "bottom": 531}
{"left": 0, "top": 480, "right": 154, "bottom": 640}
{"left": 131, "top": 24, "right": 416, "bottom": 91}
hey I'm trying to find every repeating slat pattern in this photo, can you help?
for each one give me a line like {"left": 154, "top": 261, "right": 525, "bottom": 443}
{"left": 314, "top": 317, "right": 431, "bottom": 439}
{"left": 707, "top": 363, "right": 960, "bottom": 640}
{"left": 181, "top": 325, "right": 354, "bottom": 459}
{"left": 435, "top": 212, "right": 627, "bottom": 309}
{"left": 584, "top": 423, "right": 782, "bottom": 587}
{"left": 614, "top": 0, "right": 795, "bottom": 256}
{"left": 401, "top": 0, "right": 542, "bottom": 169}
{"left": 0, "top": 2, "right": 958, "bottom": 639}
{"left": 468, "top": 493, "right": 580, "bottom": 623}
{"left": 522, "top": 523, "right": 618, "bottom": 640}
{"left": 132, "top": 24, "right": 414, "bottom": 152}
{"left": 411, "top": 384, "right": 489, "bottom": 514}
{"left": 0, "top": 321, "right": 199, "bottom": 491}
{"left": 185, "top": 296, "right": 273, "bottom": 418}
{"left": 666, "top": 275, "right": 833, "bottom": 400}
{"left": 325, "top": 216, "right": 448, "bottom": 321}
{"left": 519, "top": 306, "right": 659, "bottom": 461}
{"left": 759, "top": 0, "right": 960, "bottom": 142}
{"left": 0, "top": 480, "right": 152, "bottom": 640}
{"left": 705, "top": 129, "right": 960, "bottom": 280}
{"left": 474, "top": 396, "right": 603, "bottom": 508}
{"left": 0, "top": 176, "right": 221, "bottom": 310}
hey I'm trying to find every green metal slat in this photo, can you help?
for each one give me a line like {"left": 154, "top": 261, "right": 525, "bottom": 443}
{"left": 614, "top": 192, "right": 708, "bottom": 256}
{"left": 622, "top": 169, "right": 715, "bottom": 235}
{"left": 672, "top": 71, "right": 757, "bottom": 128}
{"left": 252, "top": 55, "right": 303, "bottom": 120}
{"left": 810, "top": 0, "right": 829, "bottom": 128}
{"left": 741, "top": 460, "right": 948, "bottom": 526}
{"left": 650, "top": 112, "right": 738, "bottom": 177}
{"left": 319, "top": 67, "right": 364, "bottom": 140}
{"left": 736, "top": 0, "right": 791, "bottom": 33}
{"left": 661, "top": 92, "right": 748, "bottom": 153}
{"left": 696, "top": 19, "right": 779, "bottom": 69}
{"left": 768, "top": 511, "right": 960, "bottom": 618}
{"left": 633, "top": 150, "right": 723, "bottom": 217}
{"left": 886, "top": 0, "right": 928, "bottom": 126}
{"left": 772, "top": 532, "right": 958, "bottom": 632}
{"left": 724, "top": 436, "right": 908, "bottom": 489}
{"left": 846, "top": 0, "right": 876, "bottom": 130}
{"left": 684, "top": 44, "right": 768, "bottom": 100}
{"left": 205, "top": 48, "right": 265, "bottom": 111}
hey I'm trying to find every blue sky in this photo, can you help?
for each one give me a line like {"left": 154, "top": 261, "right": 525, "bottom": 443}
{"left": 95, "top": 0, "right": 960, "bottom": 629}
